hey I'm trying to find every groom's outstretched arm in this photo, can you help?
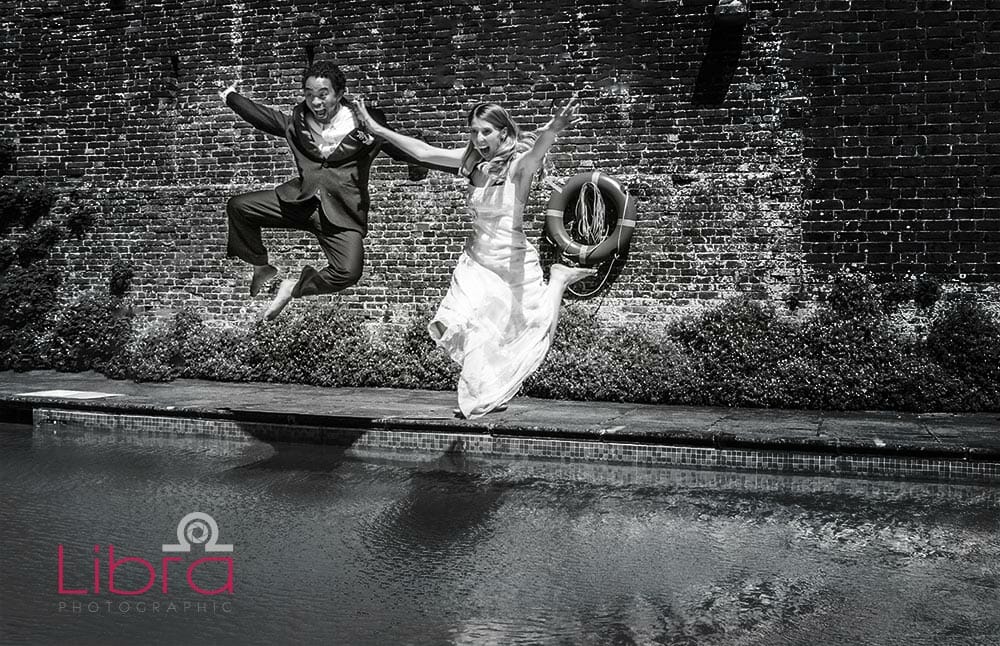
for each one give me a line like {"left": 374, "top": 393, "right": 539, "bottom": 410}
{"left": 220, "top": 82, "right": 290, "bottom": 138}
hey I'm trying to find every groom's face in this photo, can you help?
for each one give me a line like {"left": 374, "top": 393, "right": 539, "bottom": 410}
{"left": 303, "top": 76, "right": 344, "bottom": 124}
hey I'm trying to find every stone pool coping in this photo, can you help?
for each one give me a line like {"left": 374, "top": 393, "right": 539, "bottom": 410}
{"left": 2, "top": 370, "right": 999, "bottom": 483}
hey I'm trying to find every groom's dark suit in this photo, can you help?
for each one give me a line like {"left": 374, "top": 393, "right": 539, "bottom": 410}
{"left": 224, "top": 91, "right": 409, "bottom": 297}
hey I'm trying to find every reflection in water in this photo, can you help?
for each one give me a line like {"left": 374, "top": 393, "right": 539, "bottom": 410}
{"left": 2, "top": 424, "right": 998, "bottom": 646}
{"left": 369, "top": 469, "right": 505, "bottom": 550}
{"left": 230, "top": 442, "right": 347, "bottom": 474}
{"left": 357, "top": 444, "right": 509, "bottom": 617}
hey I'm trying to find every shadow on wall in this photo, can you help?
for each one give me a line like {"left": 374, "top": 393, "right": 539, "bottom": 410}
{"left": 563, "top": 254, "right": 630, "bottom": 301}
{"left": 691, "top": 18, "right": 747, "bottom": 105}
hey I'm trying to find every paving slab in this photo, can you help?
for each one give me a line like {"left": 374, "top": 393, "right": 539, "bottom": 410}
{"left": 710, "top": 409, "right": 824, "bottom": 443}
{"left": 593, "top": 406, "right": 731, "bottom": 439}
{"left": 915, "top": 413, "right": 1000, "bottom": 446}
{"left": 1, "top": 370, "right": 999, "bottom": 462}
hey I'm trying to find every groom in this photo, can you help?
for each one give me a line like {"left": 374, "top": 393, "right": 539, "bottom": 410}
{"left": 221, "top": 61, "right": 417, "bottom": 319}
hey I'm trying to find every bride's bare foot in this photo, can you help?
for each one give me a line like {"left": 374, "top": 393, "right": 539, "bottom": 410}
{"left": 262, "top": 279, "right": 296, "bottom": 320}
{"left": 452, "top": 402, "right": 508, "bottom": 418}
{"left": 250, "top": 264, "right": 278, "bottom": 296}
{"left": 550, "top": 263, "right": 598, "bottom": 286}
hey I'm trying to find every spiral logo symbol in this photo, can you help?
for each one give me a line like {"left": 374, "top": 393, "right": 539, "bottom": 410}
{"left": 184, "top": 519, "right": 211, "bottom": 545}
{"left": 162, "top": 512, "right": 233, "bottom": 553}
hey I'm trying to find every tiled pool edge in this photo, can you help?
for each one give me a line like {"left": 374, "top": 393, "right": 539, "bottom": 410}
{"left": 33, "top": 407, "right": 1000, "bottom": 485}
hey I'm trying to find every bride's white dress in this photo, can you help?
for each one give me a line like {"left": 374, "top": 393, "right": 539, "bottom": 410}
{"left": 429, "top": 172, "right": 560, "bottom": 419}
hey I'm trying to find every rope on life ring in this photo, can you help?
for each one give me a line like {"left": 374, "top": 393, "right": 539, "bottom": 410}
{"left": 545, "top": 171, "right": 638, "bottom": 267}
{"left": 573, "top": 181, "right": 607, "bottom": 246}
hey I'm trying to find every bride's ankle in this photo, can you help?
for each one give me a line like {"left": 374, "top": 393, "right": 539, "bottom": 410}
{"left": 551, "top": 263, "right": 597, "bottom": 286}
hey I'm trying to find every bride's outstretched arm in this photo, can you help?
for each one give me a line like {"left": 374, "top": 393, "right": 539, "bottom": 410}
{"left": 355, "top": 98, "right": 465, "bottom": 171}
{"left": 516, "top": 93, "right": 583, "bottom": 182}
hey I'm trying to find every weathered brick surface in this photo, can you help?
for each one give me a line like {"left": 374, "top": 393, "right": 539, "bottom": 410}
{"left": 2, "top": 1, "right": 997, "bottom": 325}
{"left": 783, "top": 1, "right": 1000, "bottom": 282}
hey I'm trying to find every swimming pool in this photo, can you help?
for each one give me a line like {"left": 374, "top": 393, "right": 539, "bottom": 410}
{"left": 1, "top": 422, "right": 998, "bottom": 645}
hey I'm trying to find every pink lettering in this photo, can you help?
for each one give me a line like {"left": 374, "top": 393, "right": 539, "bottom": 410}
{"left": 186, "top": 557, "right": 235, "bottom": 595}
{"left": 108, "top": 545, "right": 155, "bottom": 596}
{"left": 160, "top": 557, "right": 182, "bottom": 594}
{"left": 92, "top": 545, "right": 100, "bottom": 593}
{"left": 57, "top": 545, "right": 87, "bottom": 595}
{"left": 57, "top": 545, "right": 237, "bottom": 596}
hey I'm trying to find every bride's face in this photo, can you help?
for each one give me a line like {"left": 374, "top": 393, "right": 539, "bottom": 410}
{"left": 469, "top": 118, "right": 507, "bottom": 160}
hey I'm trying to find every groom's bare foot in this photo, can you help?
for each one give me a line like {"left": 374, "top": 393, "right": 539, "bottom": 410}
{"left": 250, "top": 264, "right": 278, "bottom": 296}
{"left": 262, "top": 279, "right": 296, "bottom": 321}
{"left": 550, "top": 263, "right": 598, "bottom": 286}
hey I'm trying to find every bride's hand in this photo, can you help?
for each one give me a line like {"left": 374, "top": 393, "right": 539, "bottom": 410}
{"left": 354, "top": 97, "right": 375, "bottom": 130}
{"left": 544, "top": 92, "right": 584, "bottom": 134}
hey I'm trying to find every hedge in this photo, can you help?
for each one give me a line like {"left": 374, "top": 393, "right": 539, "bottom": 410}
{"left": 2, "top": 272, "right": 999, "bottom": 413}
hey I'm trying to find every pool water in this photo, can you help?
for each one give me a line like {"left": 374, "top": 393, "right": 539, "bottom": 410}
{"left": 1, "top": 422, "right": 998, "bottom": 645}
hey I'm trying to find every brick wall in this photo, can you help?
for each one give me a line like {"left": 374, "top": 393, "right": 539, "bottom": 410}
{"left": 789, "top": 1, "right": 1000, "bottom": 282}
{"left": 2, "top": 0, "right": 997, "bottom": 326}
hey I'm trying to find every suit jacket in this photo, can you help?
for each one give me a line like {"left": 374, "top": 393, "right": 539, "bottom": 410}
{"left": 226, "top": 91, "right": 415, "bottom": 235}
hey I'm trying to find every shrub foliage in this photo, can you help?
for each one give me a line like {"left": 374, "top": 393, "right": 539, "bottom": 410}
{"left": 0, "top": 177, "right": 56, "bottom": 231}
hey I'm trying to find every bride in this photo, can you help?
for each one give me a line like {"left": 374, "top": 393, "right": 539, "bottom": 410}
{"left": 355, "top": 95, "right": 595, "bottom": 419}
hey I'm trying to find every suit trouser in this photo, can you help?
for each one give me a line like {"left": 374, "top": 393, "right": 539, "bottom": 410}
{"left": 226, "top": 190, "right": 363, "bottom": 297}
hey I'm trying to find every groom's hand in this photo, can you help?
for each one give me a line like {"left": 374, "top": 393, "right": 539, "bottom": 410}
{"left": 219, "top": 82, "right": 238, "bottom": 102}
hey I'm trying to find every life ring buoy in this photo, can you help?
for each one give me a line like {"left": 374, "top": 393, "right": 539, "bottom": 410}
{"left": 545, "top": 171, "right": 637, "bottom": 266}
